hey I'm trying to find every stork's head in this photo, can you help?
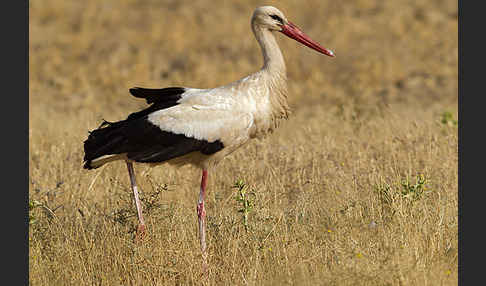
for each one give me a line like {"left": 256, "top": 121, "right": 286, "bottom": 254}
{"left": 251, "top": 6, "right": 335, "bottom": 57}
{"left": 251, "top": 6, "right": 288, "bottom": 31}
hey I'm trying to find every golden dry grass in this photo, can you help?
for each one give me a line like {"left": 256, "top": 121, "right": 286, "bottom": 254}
{"left": 29, "top": 0, "right": 458, "bottom": 285}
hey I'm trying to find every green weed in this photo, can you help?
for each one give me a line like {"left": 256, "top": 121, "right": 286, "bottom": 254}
{"left": 400, "top": 174, "right": 429, "bottom": 201}
{"left": 375, "top": 174, "right": 431, "bottom": 221}
{"left": 233, "top": 179, "right": 256, "bottom": 232}
{"left": 440, "top": 111, "right": 458, "bottom": 127}
{"left": 29, "top": 199, "right": 57, "bottom": 226}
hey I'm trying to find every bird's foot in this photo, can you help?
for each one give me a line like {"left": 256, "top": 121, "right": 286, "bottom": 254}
{"left": 134, "top": 224, "right": 146, "bottom": 243}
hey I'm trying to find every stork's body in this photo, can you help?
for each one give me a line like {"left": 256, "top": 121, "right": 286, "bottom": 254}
{"left": 83, "top": 6, "right": 334, "bottom": 274}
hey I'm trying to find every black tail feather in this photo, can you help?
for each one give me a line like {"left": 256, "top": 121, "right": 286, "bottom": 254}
{"left": 83, "top": 120, "right": 127, "bottom": 169}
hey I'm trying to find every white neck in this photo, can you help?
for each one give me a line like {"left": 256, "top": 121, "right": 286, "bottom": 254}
{"left": 250, "top": 20, "right": 291, "bottom": 130}
{"left": 251, "top": 23, "right": 286, "bottom": 76}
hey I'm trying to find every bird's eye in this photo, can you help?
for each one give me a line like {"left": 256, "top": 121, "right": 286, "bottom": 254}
{"left": 270, "top": 14, "right": 283, "bottom": 24}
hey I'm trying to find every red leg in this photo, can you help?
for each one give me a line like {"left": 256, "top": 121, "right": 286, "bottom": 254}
{"left": 197, "top": 169, "right": 209, "bottom": 275}
{"left": 126, "top": 161, "right": 146, "bottom": 242}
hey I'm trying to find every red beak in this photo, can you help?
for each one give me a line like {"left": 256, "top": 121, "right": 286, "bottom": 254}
{"left": 280, "top": 21, "right": 335, "bottom": 57}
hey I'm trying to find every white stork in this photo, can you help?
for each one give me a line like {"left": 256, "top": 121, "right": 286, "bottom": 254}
{"left": 83, "top": 5, "right": 334, "bottom": 270}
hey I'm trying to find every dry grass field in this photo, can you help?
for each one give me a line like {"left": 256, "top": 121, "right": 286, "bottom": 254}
{"left": 29, "top": 0, "right": 458, "bottom": 285}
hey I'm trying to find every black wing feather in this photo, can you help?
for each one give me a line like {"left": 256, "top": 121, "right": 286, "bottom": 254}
{"left": 83, "top": 117, "right": 224, "bottom": 169}
{"left": 124, "top": 86, "right": 186, "bottom": 120}
{"left": 129, "top": 87, "right": 186, "bottom": 104}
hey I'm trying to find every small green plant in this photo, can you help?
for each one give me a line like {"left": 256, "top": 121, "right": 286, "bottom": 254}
{"left": 375, "top": 174, "right": 431, "bottom": 221}
{"left": 29, "top": 199, "right": 41, "bottom": 225}
{"left": 140, "top": 182, "right": 168, "bottom": 213}
{"left": 376, "top": 174, "right": 430, "bottom": 203}
{"left": 233, "top": 179, "right": 256, "bottom": 232}
{"left": 110, "top": 182, "right": 168, "bottom": 228}
{"left": 400, "top": 174, "right": 429, "bottom": 201}
{"left": 440, "top": 111, "right": 458, "bottom": 127}
{"left": 29, "top": 199, "right": 56, "bottom": 225}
